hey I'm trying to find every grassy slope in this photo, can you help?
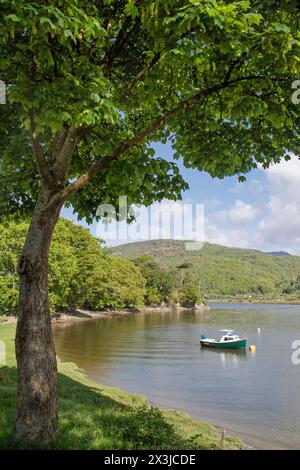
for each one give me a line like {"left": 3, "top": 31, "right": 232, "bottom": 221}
{"left": 0, "top": 324, "right": 241, "bottom": 450}
{"left": 112, "top": 240, "right": 300, "bottom": 299}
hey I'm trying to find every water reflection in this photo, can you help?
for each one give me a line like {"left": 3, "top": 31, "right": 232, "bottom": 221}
{"left": 53, "top": 304, "right": 300, "bottom": 449}
{"left": 200, "top": 347, "right": 248, "bottom": 367}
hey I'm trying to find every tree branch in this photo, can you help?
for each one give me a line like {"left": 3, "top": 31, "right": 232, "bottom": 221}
{"left": 29, "top": 110, "right": 51, "bottom": 186}
{"left": 50, "top": 125, "right": 78, "bottom": 183}
{"left": 121, "top": 26, "right": 203, "bottom": 98}
{"left": 122, "top": 52, "right": 160, "bottom": 97}
{"left": 102, "top": 17, "right": 139, "bottom": 72}
{"left": 51, "top": 74, "right": 268, "bottom": 207}
{"left": 51, "top": 128, "right": 68, "bottom": 162}
{"left": 224, "top": 53, "right": 247, "bottom": 84}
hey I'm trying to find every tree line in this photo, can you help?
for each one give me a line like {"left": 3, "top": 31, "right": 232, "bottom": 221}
{"left": 0, "top": 219, "right": 204, "bottom": 316}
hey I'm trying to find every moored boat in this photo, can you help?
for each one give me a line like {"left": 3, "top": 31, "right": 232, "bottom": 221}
{"left": 200, "top": 330, "right": 247, "bottom": 349}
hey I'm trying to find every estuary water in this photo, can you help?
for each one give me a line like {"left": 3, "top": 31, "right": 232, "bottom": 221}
{"left": 53, "top": 304, "right": 300, "bottom": 449}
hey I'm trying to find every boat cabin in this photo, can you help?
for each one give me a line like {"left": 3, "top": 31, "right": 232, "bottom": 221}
{"left": 219, "top": 330, "right": 240, "bottom": 342}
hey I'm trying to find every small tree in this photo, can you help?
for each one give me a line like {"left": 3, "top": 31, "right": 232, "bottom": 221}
{"left": 135, "top": 257, "right": 175, "bottom": 305}
{"left": 180, "top": 283, "right": 203, "bottom": 307}
{"left": 0, "top": 0, "right": 299, "bottom": 445}
{"left": 176, "top": 262, "right": 193, "bottom": 287}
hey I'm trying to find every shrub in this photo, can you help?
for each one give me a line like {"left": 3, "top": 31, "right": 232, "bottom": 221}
{"left": 180, "top": 284, "right": 203, "bottom": 308}
{"left": 134, "top": 257, "right": 176, "bottom": 306}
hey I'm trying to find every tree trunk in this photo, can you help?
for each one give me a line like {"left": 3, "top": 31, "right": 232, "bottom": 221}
{"left": 14, "top": 189, "right": 62, "bottom": 445}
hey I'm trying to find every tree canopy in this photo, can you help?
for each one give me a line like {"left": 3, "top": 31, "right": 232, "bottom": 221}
{"left": 134, "top": 256, "right": 177, "bottom": 305}
{"left": 0, "top": 219, "right": 146, "bottom": 314}
{"left": 0, "top": 0, "right": 299, "bottom": 222}
{"left": 1, "top": 0, "right": 299, "bottom": 445}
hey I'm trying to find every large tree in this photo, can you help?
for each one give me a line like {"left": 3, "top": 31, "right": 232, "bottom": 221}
{"left": 0, "top": 0, "right": 299, "bottom": 445}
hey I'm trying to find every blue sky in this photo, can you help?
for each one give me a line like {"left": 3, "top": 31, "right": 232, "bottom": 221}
{"left": 62, "top": 143, "right": 300, "bottom": 255}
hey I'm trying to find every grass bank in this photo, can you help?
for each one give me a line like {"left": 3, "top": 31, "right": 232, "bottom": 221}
{"left": 0, "top": 324, "right": 241, "bottom": 450}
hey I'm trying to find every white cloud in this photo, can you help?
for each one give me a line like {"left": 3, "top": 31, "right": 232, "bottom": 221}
{"left": 215, "top": 199, "right": 259, "bottom": 224}
{"left": 203, "top": 197, "right": 221, "bottom": 209}
{"left": 68, "top": 155, "right": 300, "bottom": 254}
{"left": 230, "top": 178, "right": 263, "bottom": 195}
{"left": 249, "top": 178, "right": 264, "bottom": 193}
{"left": 257, "top": 155, "right": 300, "bottom": 252}
{"left": 204, "top": 219, "right": 251, "bottom": 248}
{"left": 97, "top": 200, "right": 205, "bottom": 246}
{"left": 203, "top": 156, "right": 300, "bottom": 253}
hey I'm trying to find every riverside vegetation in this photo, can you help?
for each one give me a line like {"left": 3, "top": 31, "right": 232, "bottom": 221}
{"left": 0, "top": 219, "right": 204, "bottom": 318}
{"left": 112, "top": 240, "right": 300, "bottom": 303}
{"left": 0, "top": 323, "right": 241, "bottom": 450}
{"left": 0, "top": 219, "right": 240, "bottom": 450}
{"left": 2, "top": 219, "right": 300, "bottom": 321}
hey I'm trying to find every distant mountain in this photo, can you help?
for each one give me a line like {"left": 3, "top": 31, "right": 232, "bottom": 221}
{"left": 111, "top": 240, "right": 300, "bottom": 299}
{"left": 265, "top": 251, "right": 291, "bottom": 257}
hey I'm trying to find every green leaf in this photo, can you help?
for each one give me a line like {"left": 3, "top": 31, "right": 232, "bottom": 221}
{"left": 245, "top": 12, "right": 262, "bottom": 26}
{"left": 5, "top": 13, "right": 20, "bottom": 22}
{"left": 124, "top": 0, "right": 139, "bottom": 19}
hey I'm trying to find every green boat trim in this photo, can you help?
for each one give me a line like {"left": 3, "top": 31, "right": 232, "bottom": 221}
{"left": 199, "top": 330, "right": 247, "bottom": 350}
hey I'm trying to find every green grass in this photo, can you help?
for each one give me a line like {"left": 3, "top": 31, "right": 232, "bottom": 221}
{"left": 0, "top": 324, "right": 241, "bottom": 450}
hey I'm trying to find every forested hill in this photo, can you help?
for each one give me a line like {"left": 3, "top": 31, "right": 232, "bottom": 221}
{"left": 111, "top": 240, "right": 300, "bottom": 300}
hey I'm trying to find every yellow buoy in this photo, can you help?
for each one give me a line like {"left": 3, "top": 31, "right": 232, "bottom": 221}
{"left": 249, "top": 345, "right": 256, "bottom": 352}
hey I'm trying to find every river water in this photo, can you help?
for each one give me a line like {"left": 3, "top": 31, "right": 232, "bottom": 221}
{"left": 53, "top": 303, "right": 300, "bottom": 449}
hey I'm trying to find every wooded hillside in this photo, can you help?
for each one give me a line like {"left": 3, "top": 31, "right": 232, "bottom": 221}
{"left": 112, "top": 240, "right": 300, "bottom": 301}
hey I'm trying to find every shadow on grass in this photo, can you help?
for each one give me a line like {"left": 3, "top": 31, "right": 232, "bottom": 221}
{"left": 0, "top": 366, "right": 201, "bottom": 450}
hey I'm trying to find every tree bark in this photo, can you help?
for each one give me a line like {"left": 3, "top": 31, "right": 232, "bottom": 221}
{"left": 14, "top": 188, "right": 62, "bottom": 445}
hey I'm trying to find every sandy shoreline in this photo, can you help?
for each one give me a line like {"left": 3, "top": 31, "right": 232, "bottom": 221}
{"left": 2, "top": 304, "right": 210, "bottom": 326}
{"left": 52, "top": 304, "right": 210, "bottom": 326}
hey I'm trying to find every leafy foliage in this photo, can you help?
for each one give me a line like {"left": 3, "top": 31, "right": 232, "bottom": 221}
{"left": 87, "top": 256, "right": 145, "bottom": 309}
{"left": 134, "top": 256, "right": 176, "bottom": 306}
{"left": 112, "top": 239, "right": 300, "bottom": 300}
{"left": 0, "top": 0, "right": 299, "bottom": 221}
{"left": 0, "top": 219, "right": 145, "bottom": 314}
{"left": 179, "top": 283, "right": 204, "bottom": 307}
{"left": 280, "top": 275, "right": 300, "bottom": 296}
{"left": 0, "top": 221, "right": 28, "bottom": 314}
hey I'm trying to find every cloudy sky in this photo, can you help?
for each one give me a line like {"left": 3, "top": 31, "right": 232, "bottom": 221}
{"left": 62, "top": 142, "right": 300, "bottom": 255}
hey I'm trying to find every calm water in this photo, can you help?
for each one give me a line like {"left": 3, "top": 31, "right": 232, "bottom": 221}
{"left": 53, "top": 304, "right": 300, "bottom": 449}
